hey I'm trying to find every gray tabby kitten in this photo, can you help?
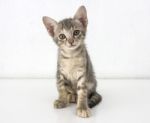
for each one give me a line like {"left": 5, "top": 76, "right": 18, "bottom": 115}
{"left": 42, "top": 6, "right": 102, "bottom": 118}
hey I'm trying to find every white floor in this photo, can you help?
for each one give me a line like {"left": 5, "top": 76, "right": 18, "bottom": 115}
{"left": 0, "top": 79, "right": 150, "bottom": 123}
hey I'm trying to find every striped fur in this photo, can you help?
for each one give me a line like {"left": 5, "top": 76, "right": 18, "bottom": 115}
{"left": 43, "top": 6, "right": 102, "bottom": 118}
{"left": 88, "top": 92, "right": 102, "bottom": 108}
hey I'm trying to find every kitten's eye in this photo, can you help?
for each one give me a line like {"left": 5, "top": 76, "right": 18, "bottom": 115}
{"left": 73, "top": 30, "right": 80, "bottom": 36}
{"left": 59, "top": 34, "right": 66, "bottom": 40}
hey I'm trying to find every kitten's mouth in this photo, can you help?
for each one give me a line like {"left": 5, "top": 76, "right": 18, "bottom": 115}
{"left": 64, "top": 43, "right": 80, "bottom": 49}
{"left": 68, "top": 44, "right": 77, "bottom": 48}
{"left": 67, "top": 44, "right": 79, "bottom": 49}
{"left": 70, "top": 44, "right": 76, "bottom": 47}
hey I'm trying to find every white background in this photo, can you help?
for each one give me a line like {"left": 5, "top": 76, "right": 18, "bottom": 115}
{"left": 0, "top": 0, "right": 150, "bottom": 78}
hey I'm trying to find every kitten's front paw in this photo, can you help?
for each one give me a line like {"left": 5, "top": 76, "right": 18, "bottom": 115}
{"left": 76, "top": 108, "right": 91, "bottom": 118}
{"left": 54, "top": 100, "right": 67, "bottom": 109}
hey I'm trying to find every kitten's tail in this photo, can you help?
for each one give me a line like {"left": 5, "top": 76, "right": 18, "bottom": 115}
{"left": 88, "top": 92, "right": 102, "bottom": 108}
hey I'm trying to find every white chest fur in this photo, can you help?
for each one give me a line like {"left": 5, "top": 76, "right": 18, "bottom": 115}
{"left": 60, "top": 57, "right": 86, "bottom": 81}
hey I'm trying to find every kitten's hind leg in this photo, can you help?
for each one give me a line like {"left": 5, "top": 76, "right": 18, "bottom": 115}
{"left": 54, "top": 91, "right": 76, "bottom": 108}
{"left": 54, "top": 74, "right": 76, "bottom": 108}
{"left": 54, "top": 86, "right": 71, "bottom": 108}
{"left": 54, "top": 99, "right": 67, "bottom": 109}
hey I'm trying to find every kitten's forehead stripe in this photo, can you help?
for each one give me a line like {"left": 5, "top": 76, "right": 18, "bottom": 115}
{"left": 59, "top": 18, "right": 74, "bottom": 30}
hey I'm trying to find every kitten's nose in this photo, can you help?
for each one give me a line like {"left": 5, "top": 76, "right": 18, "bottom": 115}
{"left": 68, "top": 39, "right": 74, "bottom": 45}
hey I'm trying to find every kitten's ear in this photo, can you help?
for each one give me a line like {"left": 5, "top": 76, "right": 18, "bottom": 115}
{"left": 74, "top": 6, "right": 88, "bottom": 28}
{"left": 42, "top": 16, "right": 57, "bottom": 37}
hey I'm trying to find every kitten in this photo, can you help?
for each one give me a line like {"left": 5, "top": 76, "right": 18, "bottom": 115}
{"left": 42, "top": 6, "right": 102, "bottom": 118}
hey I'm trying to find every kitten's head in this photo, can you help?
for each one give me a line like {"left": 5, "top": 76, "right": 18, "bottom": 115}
{"left": 42, "top": 6, "right": 88, "bottom": 50}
